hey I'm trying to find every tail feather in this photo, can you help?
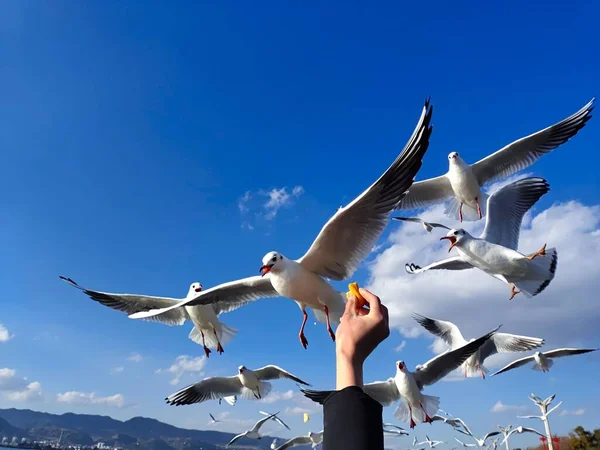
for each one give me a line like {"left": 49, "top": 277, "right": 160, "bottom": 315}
{"left": 395, "top": 396, "right": 439, "bottom": 424}
{"left": 463, "top": 363, "right": 489, "bottom": 378}
{"left": 394, "top": 402, "right": 412, "bottom": 423}
{"left": 444, "top": 192, "right": 489, "bottom": 222}
{"left": 512, "top": 248, "right": 558, "bottom": 297}
{"left": 312, "top": 293, "right": 346, "bottom": 324}
{"left": 532, "top": 359, "right": 553, "bottom": 371}
{"left": 240, "top": 381, "right": 272, "bottom": 400}
{"left": 188, "top": 322, "right": 238, "bottom": 349}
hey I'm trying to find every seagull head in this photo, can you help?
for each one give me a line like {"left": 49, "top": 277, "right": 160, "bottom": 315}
{"left": 448, "top": 151, "right": 464, "bottom": 164}
{"left": 396, "top": 360, "right": 406, "bottom": 372}
{"left": 260, "top": 251, "right": 284, "bottom": 276}
{"left": 187, "top": 282, "right": 203, "bottom": 297}
{"left": 238, "top": 365, "right": 247, "bottom": 374}
{"left": 440, "top": 229, "right": 467, "bottom": 252}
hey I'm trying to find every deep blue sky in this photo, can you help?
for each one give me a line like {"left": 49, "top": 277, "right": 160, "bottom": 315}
{"left": 1, "top": 1, "right": 599, "bottom": 448}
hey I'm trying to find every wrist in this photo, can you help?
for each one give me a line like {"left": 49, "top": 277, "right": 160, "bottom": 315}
{"left": 336, "top": 353, "right": 364, "bottom": 389}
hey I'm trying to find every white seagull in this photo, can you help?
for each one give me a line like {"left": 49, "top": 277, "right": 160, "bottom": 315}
{"left": 128, "top": 100, "right": 434, "bottom": 348}
{"left": 499, "top": 425, "right": 544, "bottom": 446}
{"left": 492, "top": 348, "right": 599, "bottom": 375}
{"left": 396, "top": 177, "right": 558, "bottom": 301}
{"left": 60, "top": 277, "right": 235, "bottom": 357}
{"left": 416, "top": 435, "right": 445, "bottom": 448}
{"left": 274, "top": 431, "right": 324, "bottom": 450}
{"left": 396, "top": 98, "right": 594, "bottom": 221}
{"left": 165, "top": 365, "right": 310, "bottom": 405}
{"left": 383, "top": 423, "right": 409, "bottom": 436}
{"left": 259, "top": 410, "right": 290, "bottom": 430}
{"left": 456, "top": 422, "right": 502, "bottom": 448}
{"left": 413, "top": 314, "right": 544, "bottom": 379}
{"left": 302, "top": 327, "right": 498, "bottom": 428}
{"left": 208, "top": 413, "right": 220, "bottom": 424}
{"left": 455, "top": 437, "right": 478, "bottom": 448}
{"left": 218, "top": 395, "right": 237, "bottom": 406}
{"left": 226, "top": 412, "right": 281, "bottom": 447}
{"left": 429, "top": 414, "right": 464, "bottom": 430}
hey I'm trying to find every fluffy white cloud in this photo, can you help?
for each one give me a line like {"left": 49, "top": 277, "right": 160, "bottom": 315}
{"left": 367, "top": 200, "right": 600, "bottom": 360}
{"left": 560, "top": 408, "right": 585, "bottom": 416}
{"left": 127, "top": 353, "right": 143, "bottom": 363}
{"left": 260, "top": 389, "right": 294, "bottom": 404}
{"left": 0, "top": 368, "right": 43, "bottom": 402}
{"left": 0, "top": 325, "right": 12, "bottom": 343}
{"left": 156, "top": 355, "right": 206, "bottom": 385}
{"left": 56, "top": 391, "right": 127, "bottom": 408}
{"left": 393, "top": 340, "right": 407, "bottom": 352}
{"left": 238, "top": 186, "right": 305, "bottom": 225}
{"left": 490, "top": 400, "right": 528, "bottom": 413}
{"left": 110, "top": 366, "right": 124, "bottom": 375}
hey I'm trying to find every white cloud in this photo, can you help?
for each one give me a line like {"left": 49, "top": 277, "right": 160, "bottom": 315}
{"left": 157, "top": 355, "right": 207, "bottom": 385}
{"left": 127, "top": 353, "right": 143, "bottom": 363}
{"left": 56, "top": 391, "right": 128, "bottom": 408}
{"left": 260, "top": 389, "right": 294, "bottom": 404}
{"left": 393, "top": 340, "right": 406, "bottom": 352}
{"left": 560, "top": 408, "right": 585, "bottom": 416}
{"left": 491, "top": 401, "right": 528, "bottom": 413}
{"left": 110, "top": 366, "right": 124, "bottom": 375}
{"left": 238, "top": 186, "right": 305, "bottom": 225}
{"left": 0, "top": 325, "right": 12, "bottom": 343}
{"left": 367, "top": 201, "right": 600, "bottom": 356}
{"left": 0, "top": 368, "right": 43, "bottom": 402}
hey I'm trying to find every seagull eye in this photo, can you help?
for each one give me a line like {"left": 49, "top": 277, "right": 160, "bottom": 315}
{"left": 272, "top": 256, "right": 277, "bottom": 262}
{"left": 454, "top": 231, "right": 458, "bottom": 235}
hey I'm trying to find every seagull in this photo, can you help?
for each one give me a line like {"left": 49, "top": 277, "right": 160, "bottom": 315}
{"left": 456, "top": 425, "right": 501, "bottom": 448}
{"left": 492, "top": 348, "right": 599, "bottom": 375}
{"left": 429, "top": 414, "right": 464, "bottom": 429}
{"left": 218, "top": 395, "right": 237, "bottom": 406}
{"left": 208, "top": 413, "right": 221, "bottom": 424}
{"left": 500, "top": 426, "right": 544, "bottom": 445}
{"left": 396, "top": 98, "right": 594, "bottom": 221}
{"left": 165, "top": 365, "right": 310, "bottom": 405}
{"left": 274, "top": 431, "right": 324, "bottom": 450}
{"left": 128, "top": 100, "right": 434, "bottom": 348}
{"left": 454, "top": 437, "right": 478, "bottom": 448}
{"left": 226, "top": 412, "right": 281, "bottom": 447}
{"left": 416, "top": 435, "right": 445, "bottom": 448}
{"left": 413, "top": 314, "right": 544, "bottom": 378}
{"left": 397, "top": 177, "right": 558, "bottom": 301}
{"left": 302, "top": 327, "right": 498, "bottom": 428}
{"left": 383, "top": 423, "right": 409, "bottom": 436}
{"left": 258, "top": 410, "right": 291, "bottom": 430}
{"left": 60, "top": 277, "right": 236, "bottom": 358}
{"left": 270, "top": 438, "right": 278, "bottom": 450}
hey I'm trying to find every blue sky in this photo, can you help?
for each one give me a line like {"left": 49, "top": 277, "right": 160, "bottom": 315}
{"left": 1, "top": 1, "right": 599, "bottom": 448}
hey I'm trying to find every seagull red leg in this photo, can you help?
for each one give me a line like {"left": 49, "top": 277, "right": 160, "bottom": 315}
{"left": 459, "top": 202, "right": 464, "bottom": 222}
{"left": 213, "top": 327, "right": 224, "bottom": 354}
{"left": 526, "top": 243, "right": 547, "bottom": 260}
{"left": 408, "top": 405, "right": 416, "bottom": 429}
{"left": 479, "top": 365, "right": 485, "bottom": 380}
{"left": 200, "top": 330, "right": 211, "bottom": 358}
{"left": 475, "top": 197, "right": 483, "bottom": 219}
{"left": 323, "top": 305, "right": 335, "bottom": 342}
{"left": 420, "top": 402, "right": 433, "bottom": 424}
{"left": 299, "top": 309, "right": 309, "bottom": 349}
{"left": 509, "top": 284, "right": 521, "bottom": 301}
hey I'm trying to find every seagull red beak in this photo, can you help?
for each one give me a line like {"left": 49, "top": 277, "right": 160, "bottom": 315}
{"left": 259, "top": 265, "right": 272, "bottom": 277}
{"left": 194, "top": 286, "right": 203, "bottom": 293}
{"left": 397, "top": 362, "right": 405, "bottom": 370}
{"left": 440, "top": 236, "right": 457, "bottom": 252}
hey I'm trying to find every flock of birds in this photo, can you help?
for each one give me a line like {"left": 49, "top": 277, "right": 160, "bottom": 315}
{"left": 60, "top": 97, "right": 599, "bottom": 449}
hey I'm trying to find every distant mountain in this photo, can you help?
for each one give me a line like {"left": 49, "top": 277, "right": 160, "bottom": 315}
{"left": 0, "top": 408, "right": 287, "bottom": 450}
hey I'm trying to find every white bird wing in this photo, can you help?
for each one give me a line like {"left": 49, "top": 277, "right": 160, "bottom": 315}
{"left": 252, "top": 413, "right": 279, "bottom": 433}
{"left": 519, "top": 427, "right": 544, "bottom": 437}
{"left": 482, "top": 431, "right": 501, "bottom": 442}
{"left": 479, "top": 333, "right": 544, "bottom": 362}
{"left": 276, "top": 436, "right": 311, "bottom": 450}
{"left": 298, "top": 100, "right": 433, "bottom": 280}
{"left": 405, "top": 257, "right": 473, "bottom": 274}
{"left": 544, "top": 348, "right": 599, "bottom": 359}
{"left": 60, "top": 276, "right": 188, "bottom": 326}
{"left": 209, "top": 413, "right": 217, "bottom": 422}
{"left": 455, "top": 437, "right": 477, "bottom": 448}
{"left": 412, "top": 314, "right": 467, "bottom": 348}
{"left": 393, "top": 216, "right": 451, "bottom": 231}
{"left": 128, "top": 276, "right": 278, "bottom": 320}
{"left": 165, "top": 376, "right": 243, "bottom": 405}
{"left": 362, "top": 378, "right": 401, "bottom": 406}
{"left": 471, "top": 98, "right": 594, "bottom": 185}
{"left": 259, "top": 411, "right": 290, "bottom": 430}
{"left": 254, "top": 365, "right": 311, "bottom": 386}
{"left": 479, "top": 177, "right": 550, "bottom": 250}
{"left": 396, "top": 175, "right": 454, "bottom": 210}
{"left": 490, "top": 355, "right": 535, "bottom": 376}
{"left": 312, "top": 431, "right": 324, "bottom": 443}
{"left": 227, "top": 432, "right": 247, "bottom": 447}
{"left": 415, "top": 327, "right": 499, "bottom": 387}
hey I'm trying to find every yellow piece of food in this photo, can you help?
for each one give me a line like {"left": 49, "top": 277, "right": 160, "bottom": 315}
{"left": 303, "top": 412, "right": 310, "bottom": 423}
{"left": 346, "top": 282, "right": 366, "bottom": 308}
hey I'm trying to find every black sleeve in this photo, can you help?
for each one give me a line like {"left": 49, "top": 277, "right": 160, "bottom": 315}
{"left": 322, "top": 386, "right": 383, "bottom": 450}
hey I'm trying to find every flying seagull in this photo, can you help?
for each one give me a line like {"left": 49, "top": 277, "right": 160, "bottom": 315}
{"left": 259, "top": 410, "right": 290, "bottom": 430}
{"left": 128, "top": 100, "right": 434, "bottom": 348}
{"left": 416, "top": 435, "right": 445, "bottom": 448}
{"left": 60, "top": 277, "right": 235, "bottom": 357}
{"left": 166, "top": 365, "right": 310, "bottom": 405}
{"left": 456, "top": 422, "right": 501, "bottom": 448}
{"left": 500, "top": 426, "right": 544, "bottom": 445}
{"left": 492, "top": 348, "right": 599, "bottom": 375}
{"left": 302, "top": 327, "right": 498, "bottom": 428}
{"left": 397, "top": 177, "right": 558, "bottom": 301}
{"left": 413, "top": 314, "right": 544, "bottom": 378}
{"left": 226, "top": 412, "right": 281, "bottom": 447}
{"left": 274, "top": 431, "right": 324, "bottom": 450}
{"left": 208, "top": 413, "right": 220, "bottom": 424}
{"left": 396, "top": 98, "right": 594, "bottom": 221}
{"left": 383, "top": 423, "right": 409, "bottom": 436}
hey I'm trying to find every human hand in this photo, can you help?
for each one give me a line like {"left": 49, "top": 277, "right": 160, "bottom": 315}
{"left": 335, "top": 288, "right": 390, "bottom": 388}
